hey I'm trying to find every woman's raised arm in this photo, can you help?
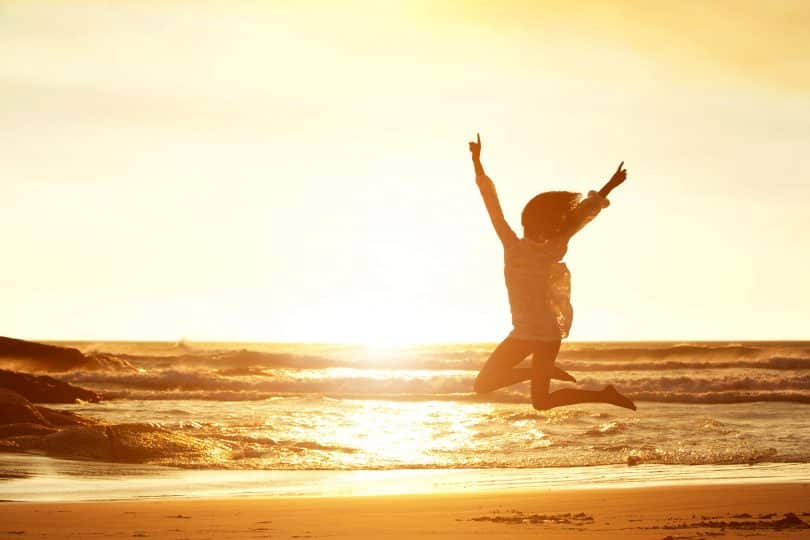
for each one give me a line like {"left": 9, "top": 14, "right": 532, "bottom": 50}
{"left": 562, "top": 162, "right": 627, "bottom": 239}
{"left": 470, "top": 133, "right": 518, "bottom": 246}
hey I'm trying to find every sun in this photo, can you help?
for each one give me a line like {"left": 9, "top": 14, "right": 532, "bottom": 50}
{"left": 331, "top": 301, "right": 432, "bottom": 348}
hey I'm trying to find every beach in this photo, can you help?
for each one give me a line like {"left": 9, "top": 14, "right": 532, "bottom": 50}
{"left": 5, "top": 0, "right": 810, "bottom": 537}
{"left": 3, "top": 340, "right": 810, "bottom": 537}
{"left": 2, "top": 483, "right": 809, "bottom": 539}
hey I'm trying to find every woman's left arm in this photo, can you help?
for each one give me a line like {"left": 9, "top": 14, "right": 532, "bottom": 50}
{"left": 563, "top": 162, "right": 627, "bottom": 238}
{"left": 598, "top": 161, "right": 627, "bottom": 199}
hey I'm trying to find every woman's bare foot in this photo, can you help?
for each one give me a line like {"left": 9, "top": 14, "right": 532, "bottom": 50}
{"left": 603, "top": 384, "right": 636, "bottom": 411}
{"left": 552, "top": 366, "right": 577, "bottom": 383}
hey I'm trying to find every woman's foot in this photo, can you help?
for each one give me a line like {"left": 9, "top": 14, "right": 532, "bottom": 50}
{"left": 603, "top": 385, "right": 636, "bottom": 410}
{"left": 552, "top": 366, "right": 577, "bottom": 383}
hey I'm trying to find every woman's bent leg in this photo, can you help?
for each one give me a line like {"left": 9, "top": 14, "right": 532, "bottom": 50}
{"left": 474, "top": 338, "right": 579, "bottom": 395}
{"left": 530, "top": 340, "right": 560, "bottom": 409}
{"left": 543, "top": 385, "right": 636, "bottom": 410}
{"left": 531, "top": 341, "right": 635, "bottom": 411}
{"left": 473, "top": 338, "right": 535, "bottom": 394}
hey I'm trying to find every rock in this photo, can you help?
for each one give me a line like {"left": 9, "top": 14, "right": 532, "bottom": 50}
{"left": 0, "top": 389, "right": 49, "bottom": 425}
{"left": 41, "top": 426, "right": 113, "bottom": 460}
{"left": 33, "top": 423, "right": 226, "bottom": 464}
{"left": 0, "top": 336, "right": 135, "bottom": 372}
{"left": 0, "top": 389, "right": 225, "bottom": 466}
{"left": 0, "top": 336, "right": 86, "bottom": 371}
{"left": 35, "top": 405, "right": 97, "bottom": 427}
{"left": 0, "top": 422, "right": 59, "bottom": 438}
{"left": 0, "top": 389, "right": 107, "bottom": 460}
{"left": 0, "top": 369, "right": 100, "bottom": 403}
{"left": 0, "top": 388, "right": 97, "bottom": 430}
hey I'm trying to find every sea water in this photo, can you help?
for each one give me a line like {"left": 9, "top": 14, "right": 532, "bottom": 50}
{"left": 2, "top": 340, "right": 810, "bottom": 500}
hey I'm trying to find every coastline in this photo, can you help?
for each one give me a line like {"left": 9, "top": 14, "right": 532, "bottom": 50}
{"left": 2, "top": 452, "right": 809, "bottom": 502}
{"left": 2, "top": 483, "right": 809, "bottom": 539}
{"left": 3, "top": 338, "right": 810, "bottom": 537}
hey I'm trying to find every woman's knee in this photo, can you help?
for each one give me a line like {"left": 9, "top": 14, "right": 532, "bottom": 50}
{"left": 531, "top": 395, "right": 551, "bottom": 411}
{"left": 473, "top": 373, "right": 489, "bottom": 394}
{"left": 531, "top": 386, "right": 552, "bottom": 410}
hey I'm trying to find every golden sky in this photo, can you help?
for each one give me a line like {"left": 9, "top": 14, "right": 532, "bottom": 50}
{"left": 2, "top": 0, "right": 809, "bottom": 343}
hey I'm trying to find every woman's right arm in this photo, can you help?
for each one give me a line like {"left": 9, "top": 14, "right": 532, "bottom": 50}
{"left": 470, "top": 133, "right": 518, "bottom": 246}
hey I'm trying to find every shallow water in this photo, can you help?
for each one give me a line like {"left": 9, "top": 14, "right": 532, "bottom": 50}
{"left": 45, "top": 399, "right": 810, "bottom": 470}
{"left": 2, "top": 453, "right": 809, "bottom": 502}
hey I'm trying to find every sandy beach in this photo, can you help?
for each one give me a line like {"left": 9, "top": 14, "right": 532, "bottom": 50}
{"left": 2, "top": 483, "right": 809, "bottom": 539}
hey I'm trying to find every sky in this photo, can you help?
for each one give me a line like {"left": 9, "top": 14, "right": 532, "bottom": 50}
{"left": 1, "top": 0, "right": 809, "bottom": 344}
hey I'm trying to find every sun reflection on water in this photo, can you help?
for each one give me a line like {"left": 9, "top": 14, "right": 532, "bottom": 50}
{"left": 279, "top": 400, "right": 488, "bottom": 468}
{"left": 52, "top": 398, "right": 804, "bottom": 471}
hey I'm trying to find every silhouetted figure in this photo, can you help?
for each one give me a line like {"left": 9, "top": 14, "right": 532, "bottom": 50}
{"left": 469, "top": 133, "right": 635, "bottom": 411}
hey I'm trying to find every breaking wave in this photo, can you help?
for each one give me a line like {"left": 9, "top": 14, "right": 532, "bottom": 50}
{"left": 50, "top": 341, "right": 810, "bottom": 372}
{"left": 557, "top": 356, "right": 810, "bottom": 372}
{"left": 5, "top": 340, "right": 809, "bottom": 404}
{"left": 55, "top": 366, "right": 810, "bottom": 404}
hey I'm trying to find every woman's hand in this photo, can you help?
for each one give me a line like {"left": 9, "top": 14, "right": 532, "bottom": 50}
{"left": 468, "top": 133, "right": 482, "bottom": 162}
{"left": 608, "top": 161, "right": 627, "bottom": 188}
{"left": 598, "top": 162, "right": 627, "bottom": 198}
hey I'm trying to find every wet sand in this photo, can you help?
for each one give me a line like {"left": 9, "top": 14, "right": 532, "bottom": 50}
{"left": 1, "top": 483, "right": 809, "bottom": 539}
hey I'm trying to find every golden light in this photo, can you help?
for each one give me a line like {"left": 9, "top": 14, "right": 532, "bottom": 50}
{"left": 2, "top": 0, "right": 809, "bottom": 342}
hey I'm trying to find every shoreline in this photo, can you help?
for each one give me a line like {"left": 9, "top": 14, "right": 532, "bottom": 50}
{"left": 1, "top": 483, "right": 809, "bottom": 539}
{"left": 2, "top": 453, "right": 809, "bottom": 502}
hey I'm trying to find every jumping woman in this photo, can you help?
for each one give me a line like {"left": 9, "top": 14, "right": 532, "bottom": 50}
{"left": 469, "top": 133, "right": 636, "bottom": 411}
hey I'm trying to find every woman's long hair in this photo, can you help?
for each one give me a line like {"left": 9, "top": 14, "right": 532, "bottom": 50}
{"left": 521, "top": 191, "right": 582, "bottom": 240}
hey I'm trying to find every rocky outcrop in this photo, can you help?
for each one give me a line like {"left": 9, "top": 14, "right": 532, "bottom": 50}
{"left": 0, "top": 389, "right": 96, "bottom": 426}
{"left": 0, "top": 388, "right": 96, "bottom": 452}
{"left": 0, "top": 422, "right": 58, "bottom": 438}
{"left": 0, "top": 369, "right": 100, "bottom": 403}
{"left": 0, "top": 336, "right": 136, "bottom": 372}
{"left": 0, "top": 389, "right": 226, "bottom": 465}
{"left": 8, "top": 422, "right": 225, "bottom": 465}
{"left": 0, "top": 337, "right": 86, "bottom": 371}
{"left": 0, "top": 389, "right": 50, "bottom": 425}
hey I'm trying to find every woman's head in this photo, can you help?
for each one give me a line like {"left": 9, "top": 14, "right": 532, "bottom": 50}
{"left": 521, "top": 191, "right": 581, "bottom": 241}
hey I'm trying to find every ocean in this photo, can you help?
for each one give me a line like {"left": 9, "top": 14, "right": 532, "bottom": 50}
{"left": 2, "top": 340, "right": 810, "bottom": 500}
